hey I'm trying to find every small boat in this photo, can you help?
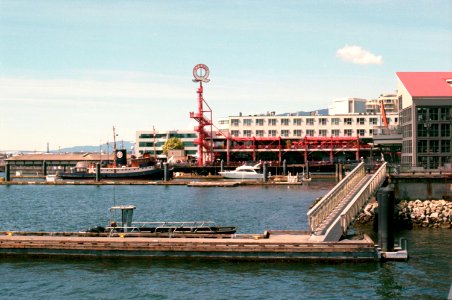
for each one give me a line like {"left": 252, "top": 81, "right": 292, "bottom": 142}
{"left": 86, "top": 205, "right": 237, "bottom": 235}
{"left": 218, "top": 163, "right": 264, "bottom": 180}
{"left": 45, "top": 174, "right": 60, "bottom": 183}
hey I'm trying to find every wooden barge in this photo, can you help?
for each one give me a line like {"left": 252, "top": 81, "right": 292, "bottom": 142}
{"left": 0, "top": 231, "right": 378, "bottom": 261}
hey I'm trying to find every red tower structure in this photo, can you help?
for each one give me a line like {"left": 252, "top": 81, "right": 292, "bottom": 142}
{"left": 190, "top": 64, "right": 214, "bottom": 166}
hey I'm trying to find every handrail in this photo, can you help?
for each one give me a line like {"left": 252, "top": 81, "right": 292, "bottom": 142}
{"left": 339, "top": 162, "right": 387, "bottom": 234}
{"left": 307, "top": 162, "right": 366, "bottom": 233}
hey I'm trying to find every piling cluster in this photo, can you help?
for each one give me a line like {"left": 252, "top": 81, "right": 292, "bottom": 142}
{"left": 356, "top": 199, "right": 452, "bottom": 229}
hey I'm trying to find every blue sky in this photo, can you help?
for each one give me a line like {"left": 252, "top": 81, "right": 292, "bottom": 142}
{"left": 0, "top": 0, "right": 450, "bottom": 151}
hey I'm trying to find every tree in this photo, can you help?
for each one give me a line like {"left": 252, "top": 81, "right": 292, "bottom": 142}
{"left": 162, "top": 137, "right": 184, "bottom": 155}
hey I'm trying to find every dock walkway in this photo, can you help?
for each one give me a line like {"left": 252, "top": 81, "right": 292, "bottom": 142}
{"left": 0, "top": 231, "right": 377, "bottom": 261}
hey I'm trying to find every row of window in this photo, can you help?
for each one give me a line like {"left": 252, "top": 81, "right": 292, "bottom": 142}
{"left": 417, "top": 140, "right": 451, "bottom": 154}
{"left": 139, "top": 133, "right": 197, "bottom": 139}
{"left": 138, "top": 142, "right": 196, "bottom": 148}
{"left": 230, "top": 117, "right": 390, "bottom": 126}
{"left": 230, "top": 129, "right": 371, "bottom": 137}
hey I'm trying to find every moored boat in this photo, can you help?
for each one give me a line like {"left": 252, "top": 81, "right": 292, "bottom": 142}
{"left": 218, "top": 163, "right": 264, "bottom": 180}
{"left": 86, "top": 205, "right": 237, "bottom": 235}
{"left": 59, "top": 127, "right": 165, "bottom": 180}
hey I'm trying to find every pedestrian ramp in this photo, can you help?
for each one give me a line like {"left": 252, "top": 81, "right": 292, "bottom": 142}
{"left": 307, "top": 161, "right": 387, "bottom": 242}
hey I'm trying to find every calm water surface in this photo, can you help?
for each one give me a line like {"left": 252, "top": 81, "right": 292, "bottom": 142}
{"left": 0, "top": 182, "right": 450, "bottom": 299}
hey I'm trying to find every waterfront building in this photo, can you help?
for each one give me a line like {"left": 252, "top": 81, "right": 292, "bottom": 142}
{"left": 366, "top": 94, "right": 399, "bottom": 114}
{"left": 397, "top": 72, "right": 452, "bottom": 169}
{"left": 328, "top": 97, "right": 367, "bottom": 115}
{"left": 135, "top": 130, "right": 197, "bottom": 161}
{"left": 212, "top": 104, "right": 399, "bottom": 164}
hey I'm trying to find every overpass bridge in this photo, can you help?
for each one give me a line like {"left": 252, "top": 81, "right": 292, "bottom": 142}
{"left": 307, "top": 161, "right": 388, "bottom": 242}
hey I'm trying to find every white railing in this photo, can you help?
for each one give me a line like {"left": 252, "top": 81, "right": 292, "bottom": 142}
{"left": 339, "top": 162, "right": 387, "bottom": 235}
{"left": 307, "top": 162, "right": 366, "bottom": 233}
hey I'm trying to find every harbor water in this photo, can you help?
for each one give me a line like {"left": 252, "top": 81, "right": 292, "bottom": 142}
{"left": 0, "top": 180, "right": 451, "bottom": 299}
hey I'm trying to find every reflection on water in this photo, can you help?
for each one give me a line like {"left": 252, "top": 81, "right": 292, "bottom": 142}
{"left": 0, "top": 184, "right": 450, "bottom": 299}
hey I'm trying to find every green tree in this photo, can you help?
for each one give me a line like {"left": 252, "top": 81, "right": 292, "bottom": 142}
{"left": 162, "top": 137, "right": 184, "bottom": 155}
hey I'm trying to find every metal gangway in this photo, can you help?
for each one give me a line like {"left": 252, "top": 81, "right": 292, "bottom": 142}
{"left": 307, "top": 161, "right": 387, "bottom": 242}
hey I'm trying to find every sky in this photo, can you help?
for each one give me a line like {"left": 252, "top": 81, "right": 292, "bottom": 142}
{"left": 0, "top": 0, "right": 451, "bottom": 151}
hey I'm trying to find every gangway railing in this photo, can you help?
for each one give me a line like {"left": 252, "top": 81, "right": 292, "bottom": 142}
{"left": 339, "top": 162, "right": 387, "bottom": 235}
{"left": 307, "top": 162, "right": 366, "bottom": 233}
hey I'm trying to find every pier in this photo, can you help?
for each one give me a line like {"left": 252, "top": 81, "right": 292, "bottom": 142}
{"left": 0, "top": 231, "right": 377, "bottom": 262}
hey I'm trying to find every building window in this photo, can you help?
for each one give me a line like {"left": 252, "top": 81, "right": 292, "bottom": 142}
{"left": 268, "top": 130, "right": 277, "bottom": 137}
{"left": 231, "top": 119, "right": 240, "bottom": 126}
{"left": 430, "top": 124, "right": 439, "bottom": 137}
{"left": 319, "top": 118, "right": 327, "bottom": 125}
{"left": 369, "top": 118, "right": 378, "bottom": 125}
{"left": 231, "top": 130, "right": 240, "bottom": 137}
{"left": 331, "top": 118, "right": 340, "bottom": 125}
{"left": 344, "top": 118, "right": 352, "bottom": 125}
{"left": 344, "top": 129, "right": 352, "bottom": 136}
{"left": 306, "top": 118, "right": 314, "bottom": 125}
{"left": 369, "top": 129, "right": 373, "bottom": 135}
{"left": 332, "top": 129, "right": 340, "bottom": 136}
{"left": 243, "top": 119, "right": 252, "bottom": 126}
{"left": 440, "top": 107, "right": 450, "bottom": 121}
{"left": 306, "top": 129, "right": 315, "bottom": 136}
{"left": 441, "top": 140, "right": 451, "bottom": 153}
{"left": 256, "top": 130, "right": 264, "bottom": 137}
{"left": 268, "top": 119, "right": 277, "bottom": 126}
{"left": 281, "top": 130, "right": 289, "bottom": 137}
{"left": 418, "top": 140, "right": 427, "bottom": 153}
{"left": 281, "top": 118, "right": 290, "bottom": 126}
{"left": 293, "top": 118, "right": 302, "bottom": 126}
{"left": 319, "top": 130, "right": 327, "bottom": 136}
{"left": 243, "top": 130, "right": 252, "bottom": 137}
{"left": 293, "top": 129, "right": 302, "bottom": 137}
{"left": 441, "top": 124, "right": 451, "bottom": 137}
{"left": 256, "top": 119, "right": 264, "bottom": 126}
{"left": 357, "top": 118, "right": 365, "bottom": 125}
{"left": 357, "top": 129, "right": 365, "bottom": 136}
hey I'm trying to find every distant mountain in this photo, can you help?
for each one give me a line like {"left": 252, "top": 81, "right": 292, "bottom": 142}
{"left": 54, "top": 141, "right": 134, "bottom": 153}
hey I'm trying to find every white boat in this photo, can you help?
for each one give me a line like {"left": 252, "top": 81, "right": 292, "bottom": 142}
{"left": 218, "top": 163, "right": 264, "bottom": 180}
{"left": 45, "top": 174, "right": 59, "bottom": 183}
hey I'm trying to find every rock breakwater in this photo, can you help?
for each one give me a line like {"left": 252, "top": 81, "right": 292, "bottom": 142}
{"left": 357, "top": 199, "right": 452, "bottom": 229}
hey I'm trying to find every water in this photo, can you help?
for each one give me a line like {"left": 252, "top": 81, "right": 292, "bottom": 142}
{"left": 0, "top": 182, "right": 451, "bottom": 299}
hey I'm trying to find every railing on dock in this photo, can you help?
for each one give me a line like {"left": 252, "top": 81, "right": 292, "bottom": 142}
{"left": 339, "top": 162, "right": 387, "bottom": 235}
{"left": 307, "top": 162, "right": 366, "bottom": 233}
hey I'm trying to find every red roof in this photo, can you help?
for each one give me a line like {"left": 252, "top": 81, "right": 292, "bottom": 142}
{"left": 396, "top": 72, "right": 452, "bottom": 97}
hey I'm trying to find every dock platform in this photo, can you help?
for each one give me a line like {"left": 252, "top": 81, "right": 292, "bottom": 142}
{"left": 0, "top": 231, "right": 378, "bottom": 261}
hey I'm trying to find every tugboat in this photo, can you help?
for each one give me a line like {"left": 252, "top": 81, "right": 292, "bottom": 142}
{"left": 59, "top": 127, "right": 165, "bottom": 180}
{"left": 87, "top": 205, "right": 237, "bottom": 235}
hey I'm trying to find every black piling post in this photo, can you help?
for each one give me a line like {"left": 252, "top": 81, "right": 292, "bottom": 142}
{"left": 163, "top": 163, "right": 170, "bottom": 181}
{"left": 377, "top": 187, "right": 395, "bottom": 252}
{"left": 42, "top": 161, "right": 47, "bottom": 176}
{"left": 282, "top": 159, "right": 287, "bottom": 176}
{"left": 220, "top": 160, "right": 224, "bottom": 172}
{"left": 263, "top": 162, "right": 268, "bottom": 182}
{"left": 95, "top": 163, "right": 101, "bottom": 182}
{"left": 5, "top": 163, "right": 10, "bottom": 181}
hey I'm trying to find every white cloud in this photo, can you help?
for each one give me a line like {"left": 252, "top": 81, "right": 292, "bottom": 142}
{"left": 336, "top": 45, "right": 383, "bottom": 65}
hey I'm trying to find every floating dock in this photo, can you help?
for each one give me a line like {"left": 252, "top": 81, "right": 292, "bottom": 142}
{"left": 0, "top": 231, "right": 378, "bottom": 261}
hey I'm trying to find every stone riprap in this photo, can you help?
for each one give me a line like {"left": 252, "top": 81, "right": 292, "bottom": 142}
{"left": 356, "top": 199, "right": 452, "bottom": 229}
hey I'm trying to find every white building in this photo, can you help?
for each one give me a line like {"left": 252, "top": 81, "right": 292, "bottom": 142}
{"left": 328, "top": 98, "right": 367, "bottom": 115}
{"left": 135, "top": 130, "right": 197, "bottom": 159}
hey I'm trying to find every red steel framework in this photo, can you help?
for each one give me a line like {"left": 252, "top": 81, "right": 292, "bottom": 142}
{"left": 213, "top": 135, "right": 370, "bottom": 165}
{"left": 190, "top": 64, "right": 214, "bottom": 166}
